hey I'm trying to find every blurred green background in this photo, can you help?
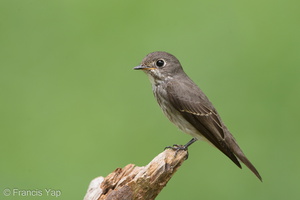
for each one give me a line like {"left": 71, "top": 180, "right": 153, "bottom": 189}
{"left": 1, "top": 0, "right": 299, "bottom": 199}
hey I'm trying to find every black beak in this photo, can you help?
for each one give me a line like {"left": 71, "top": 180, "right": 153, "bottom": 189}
{"left": 133, "top": 65, "right": 155, "bottom": 70}
{"left": 133, "top": 65, "right": 145, "bottom": 70}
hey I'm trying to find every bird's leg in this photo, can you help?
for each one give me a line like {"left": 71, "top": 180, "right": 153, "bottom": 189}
{"left": 183, "top": 137, "right": 197, "bottom": 148}
{"left": 165, "top": 138, "right": 197, "bottom": 159}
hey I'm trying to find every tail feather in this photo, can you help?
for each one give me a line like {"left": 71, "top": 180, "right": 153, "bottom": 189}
{"left": 229, "top": 139, "right": 262, "bottom": 181}
{"left": 235, "top": 150, "right": 262, "bottom": 181}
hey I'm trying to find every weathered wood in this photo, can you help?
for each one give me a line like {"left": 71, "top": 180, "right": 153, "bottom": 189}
{"left": 84, "top": 149, "right": 188, "bottom": 200}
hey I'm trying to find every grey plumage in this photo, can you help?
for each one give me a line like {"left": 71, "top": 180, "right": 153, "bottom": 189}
{"left": 134, "top": 51, "right": 262, "bottom": 181}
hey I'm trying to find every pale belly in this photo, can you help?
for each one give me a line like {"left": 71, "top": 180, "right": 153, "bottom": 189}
{"left": 153, "top": 84, "right": 209, "bottom": 142}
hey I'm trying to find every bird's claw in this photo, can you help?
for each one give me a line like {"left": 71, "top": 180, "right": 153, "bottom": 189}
{"left": 164, "top": 144, "right": 189, "bottom": 159}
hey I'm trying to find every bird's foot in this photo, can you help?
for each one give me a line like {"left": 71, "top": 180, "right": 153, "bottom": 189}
{"left": 164, "top": 138, "right": 197, "bottom": 160}
{"left": 165, "top": 144, "right": 188, "bottom": 151}
{"left": 164, "top": 144, "right": 189, "bottom": 159}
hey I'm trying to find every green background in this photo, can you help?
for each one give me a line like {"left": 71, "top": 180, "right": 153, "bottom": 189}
{"left": 1, "top": 0, "right": 299, "bottom": 199}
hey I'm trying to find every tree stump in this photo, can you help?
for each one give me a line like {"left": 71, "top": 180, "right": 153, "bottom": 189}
{"left": 84, "top": 149, "right": 188, "bottom": 200}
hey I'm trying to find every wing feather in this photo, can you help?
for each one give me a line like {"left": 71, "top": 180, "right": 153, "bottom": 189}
{"left": 166, "top": 79, "right": 241, "bottom": 168}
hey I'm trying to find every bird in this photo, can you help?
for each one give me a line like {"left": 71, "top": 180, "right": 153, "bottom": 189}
{"left": 133, "top": 51, "right": 262, "bottom": 181}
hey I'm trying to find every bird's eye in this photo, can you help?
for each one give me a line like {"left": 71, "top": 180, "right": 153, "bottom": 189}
{"left": 156, "top": 60, "right": 165, "bottom": 67}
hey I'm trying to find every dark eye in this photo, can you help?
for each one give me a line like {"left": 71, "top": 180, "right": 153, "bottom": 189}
{"left": 156, "top": 60, "right": 165, "bottom": 67}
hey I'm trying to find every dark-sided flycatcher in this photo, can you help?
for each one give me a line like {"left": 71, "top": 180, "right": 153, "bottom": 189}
{"left": 134, "top": 51, "right": 262, "bottom": 181}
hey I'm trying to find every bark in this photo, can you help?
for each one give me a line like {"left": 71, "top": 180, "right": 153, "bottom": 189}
{"left": 84, "top": 149, "right": 188, "bottom": 200}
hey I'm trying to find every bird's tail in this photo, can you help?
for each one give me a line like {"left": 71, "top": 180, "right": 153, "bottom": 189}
{"left": 229, "top": 139, "right": 262, "bottom": 181}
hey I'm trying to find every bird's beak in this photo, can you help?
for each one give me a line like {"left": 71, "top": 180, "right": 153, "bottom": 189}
{"left": 133, "top": 65, "right": 156, "bottom": 70}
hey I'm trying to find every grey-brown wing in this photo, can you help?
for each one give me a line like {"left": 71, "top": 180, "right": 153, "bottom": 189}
{"left": 166, "top": 80, "right": 242, "bottom": 168}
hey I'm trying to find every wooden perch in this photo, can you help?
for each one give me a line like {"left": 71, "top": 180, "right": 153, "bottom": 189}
{"left": 84, "top": 149, "right": 188, "bottom": 200}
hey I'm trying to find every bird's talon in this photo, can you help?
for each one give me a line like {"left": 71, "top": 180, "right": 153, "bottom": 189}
{"left": 165, "top": 144, "right": 186, "bottom": 151}
{"left": 164, "top": 146, "right": 173, "bottom": 150}
{"left": 164, "top": 144, "right": 189, "bottom": 159}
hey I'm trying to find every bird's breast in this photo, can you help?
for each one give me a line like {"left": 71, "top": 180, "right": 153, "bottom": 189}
{"left": 152, "top": 84, "right": 205, "bottom": 140}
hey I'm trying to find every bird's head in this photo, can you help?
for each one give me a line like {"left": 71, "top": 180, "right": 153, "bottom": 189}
{"left": 134, "top": 51, "right": 184, "bottom": 84}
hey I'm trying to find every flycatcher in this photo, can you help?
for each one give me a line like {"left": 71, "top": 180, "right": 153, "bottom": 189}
{"left": 134, "top": 51, "right": 262, "bottom": 181}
